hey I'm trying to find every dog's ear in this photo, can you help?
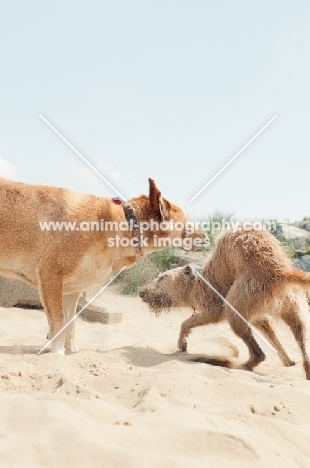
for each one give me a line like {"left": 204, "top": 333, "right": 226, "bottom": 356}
{"left": 148, "top": 178, "right": 171, "bottom": 221}
{"left": 159, "top": 197, "right": 171, "bottom": 221}
{"left": 183, "top": 265, "right": 195, "bottom": 279}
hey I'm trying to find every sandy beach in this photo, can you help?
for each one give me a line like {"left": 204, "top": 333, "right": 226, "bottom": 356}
{"left": 0, "top": 284, "right": 309, "bottom": 467}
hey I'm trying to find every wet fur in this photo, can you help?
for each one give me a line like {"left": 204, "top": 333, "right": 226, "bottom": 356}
{"left": 140, "top": 229, "right": 310, "bottom": 379}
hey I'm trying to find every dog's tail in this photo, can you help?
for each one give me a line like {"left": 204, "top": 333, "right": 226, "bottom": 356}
{"left": 283, "top": 269, "right": 310, "bottom": 291}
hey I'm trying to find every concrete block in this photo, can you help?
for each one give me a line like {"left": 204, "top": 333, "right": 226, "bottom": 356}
{"left": 78, "top": 302, "right": 122, "bottom": 324}
{"left": 0, "top": 275, "right": 122, "bottom": 324}
{"left": 0, "top": 277, "right": 41, "bottom": 308}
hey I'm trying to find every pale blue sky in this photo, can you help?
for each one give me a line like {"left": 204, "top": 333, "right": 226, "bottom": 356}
{"left": 0, "top": 1, "right": 309, "bottom": 222}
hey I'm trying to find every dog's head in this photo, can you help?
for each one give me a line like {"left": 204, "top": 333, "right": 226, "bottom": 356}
{"left": 139, "top": 264, "right": 201, "bottom": 315}
{"left": 132, "top": 179, "right": 209, "bottom": 252}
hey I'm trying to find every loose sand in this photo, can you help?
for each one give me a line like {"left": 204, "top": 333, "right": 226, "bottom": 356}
{"left": 1, "top": 284, "right": 310, "bottom": 467}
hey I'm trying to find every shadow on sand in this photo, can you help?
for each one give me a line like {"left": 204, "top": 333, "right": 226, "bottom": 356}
{"left": 97, "top": 345, "right": 234, "bottom": 369}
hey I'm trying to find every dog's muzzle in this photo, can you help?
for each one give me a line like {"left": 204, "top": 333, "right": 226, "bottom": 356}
{"left": 139, "top": 290, "right": 172, "bottom": 309}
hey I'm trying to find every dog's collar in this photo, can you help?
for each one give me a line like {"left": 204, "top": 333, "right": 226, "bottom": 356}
{"left": 112, "top": 197, "right": 141, "bottom": 255}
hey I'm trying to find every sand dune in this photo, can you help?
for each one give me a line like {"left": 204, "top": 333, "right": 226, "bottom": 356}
{"left": 1, "top": 285, "right": 310, "bottom": 467}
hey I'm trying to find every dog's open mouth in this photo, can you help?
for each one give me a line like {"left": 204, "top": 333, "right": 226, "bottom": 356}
{"left": 139, "top": 290, "right": 172, "bottom": 316}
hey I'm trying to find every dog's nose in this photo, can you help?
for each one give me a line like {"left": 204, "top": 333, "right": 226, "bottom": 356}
{"left": 139, "top": 290, "right": 145, "bottom": 299}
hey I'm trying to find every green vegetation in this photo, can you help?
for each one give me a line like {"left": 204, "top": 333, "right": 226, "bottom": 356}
{"left": 280, "top": 236, "right": 310, "bottom": 259}
{"left": 118, "top": 247, "right": 176, "bottom": 295}
{"left": 118, "top": 211, "right": 310, "bottom": 295}
{"left": 280, "top": 237, "right": 298, "bottom": 258}
{"left": 271, "top": 219, "right": 310, "bottom": 258}
{"left": 118, "top": 210, "right": 235, "bottom": 295}
{"left": 199, "top": 209, "right": 235, "bottom": 251}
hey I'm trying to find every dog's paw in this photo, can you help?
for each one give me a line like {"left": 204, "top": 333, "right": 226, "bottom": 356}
{"left": 65, "top": 343, "right": 79, "bottom": 353}
{"left": 178, "top": 341, "right": 187, "bottom": 352}
{"left": 284, "top": 359, "right": 295, "bottom": 367}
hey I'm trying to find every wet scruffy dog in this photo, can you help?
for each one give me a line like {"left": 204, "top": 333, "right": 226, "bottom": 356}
{"left": 140, "top": 228, "right": 310, "bottom": 379}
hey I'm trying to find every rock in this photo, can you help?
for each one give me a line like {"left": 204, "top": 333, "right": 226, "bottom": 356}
{"left": 78, "top": 305, "right": 122, "bottom": 324}
{"left": 273, "top": 223, "right": 310, "bottom": 253}
{"left": 77, "top": 284, "right": 122, "bottom": 323}
{"left": 294, "top": 255, "right": 310, "bottom": 272}
{"left": 293, "top": 219, "right": 310, "bottom": 232}
{"left": 0, "top": 276, "right": 122, "bottom": 324}
{"left": 0, "top": 277, "right": 41, "bottom": 309}
{"left": 274, "top": 223, "right": 309, "bottom": 240}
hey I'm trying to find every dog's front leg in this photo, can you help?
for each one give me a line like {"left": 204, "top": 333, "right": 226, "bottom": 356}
{"left": 37, "top": 271, "right": 66, "bottom": 354}
{"left": 63, "top": 292, "right": 83, "bottom": 353}
{"left": 46, "top": 312, "right": 53, "bottom": 340}
{"left": 178, "top": 308, "right": 222, "bottom": 352}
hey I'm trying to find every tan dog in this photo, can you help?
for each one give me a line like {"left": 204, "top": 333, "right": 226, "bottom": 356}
{"left": 140, "top": 228, "right": 310, "bottom": 379}
{"left": 0, "top": 177, "right": 207, "bottom": 354}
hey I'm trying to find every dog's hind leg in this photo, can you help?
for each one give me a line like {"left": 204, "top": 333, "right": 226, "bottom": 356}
{"left": 280, "top": 296, "right": 310, "bottom": 379}
{"left": 225, "top": 284, "right": 265, "bottom": 371}
{"left": 63, "top": 292, "right": 83, "bottom": 353}
{"left": 36, "top": 270, "right": 66, "bottom": 354}
{"left": 228, "top": 317, "right": 265, "bottom": 370}
{"left": 178, "top": 307, "right": 223, "bottom": 352}
{"left": 253, "top": 316, "right": 295, "bottom": 367}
